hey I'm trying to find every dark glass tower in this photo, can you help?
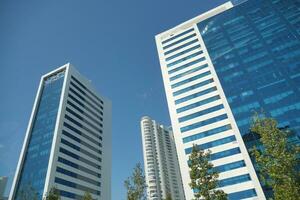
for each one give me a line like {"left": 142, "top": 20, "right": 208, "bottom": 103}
{"left": 197, "top": 0, "right": 300, "bottom": 137}
{"left": 197, "top": 0, "right": 300, "bottom": 197}
{"left": 15, "top": 71, "right": 65, "bottom": 199}
{"left": 10, "top": 64, "right": 112, "bottom": 200}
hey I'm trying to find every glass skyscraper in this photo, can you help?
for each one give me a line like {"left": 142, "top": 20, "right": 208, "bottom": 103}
{"left": 9, "top": 64, "right": 111, "bottom": 200}
{"left": 242, "top": 129, "right": 300, "bottom": 198}
{"left": 155, "top": 0, "right": 299, "bottom": 199}
{"left": 197, "top": 0, "right": 300, "bottom": 197}
{"left": 197, "top": 0, "right": 300, "bottom": 138}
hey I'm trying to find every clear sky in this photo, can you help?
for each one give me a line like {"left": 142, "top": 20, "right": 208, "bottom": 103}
{"left": 0, "top": 0, "right": 227, "bottom": 199}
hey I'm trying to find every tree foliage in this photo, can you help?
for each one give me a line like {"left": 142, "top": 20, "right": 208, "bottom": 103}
{"left": 44, "top": 187, "right": 61, "bottom": 200}
{"left": 83, "top": 191, "right": 93, "bottom": 200}
{"left": 188, "top": 144, "right": 227, "bottom": 200}
{"left": 164, "top": 193, "right": 172, "bottom": 200}
{"left": 124, "top": 163, "right": 147, "bottom": 200}
{"left": 251, "top": 116, "right": 300, "bottom": 200}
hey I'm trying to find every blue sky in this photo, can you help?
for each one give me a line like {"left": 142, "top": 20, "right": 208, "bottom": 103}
{"left": 0, "top": 0, "right": 227, "bottom": 199}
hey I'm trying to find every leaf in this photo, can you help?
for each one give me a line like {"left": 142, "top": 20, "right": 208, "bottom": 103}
{"left": 250, "top": 115, "right": 300, "bottom": 199}
{"left": 188, "top": 144, "right": 227, "bottom": 200}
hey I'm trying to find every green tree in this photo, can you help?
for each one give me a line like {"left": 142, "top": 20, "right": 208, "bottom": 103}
{"left": 44, "top": 187, "right": 60, "bottom": 200}
{"left": 188, "top": 144, "right": 227, "bottom": 200}
{"left": 17, "top": 184, "right": 38, "bottom": 200}
{"left": 83, "top": 191, "right": 93, "bottom": 200}
{"left": 164, "top": 193, "right": 172, "bottom": 200}
{"left": 124, "top": 163, "right": 147, "bottom": 200}
{"left": 251, "top": 116, "right": 300, "bottom": 200}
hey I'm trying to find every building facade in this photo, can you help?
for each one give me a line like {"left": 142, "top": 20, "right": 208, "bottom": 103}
{"left": 9, "top": 64, "right": 111, "bottom": 200}
{"left": 0, "top": 177, "right": 8, "bottom": 200}
{"left": 197, "top": 0, "right": 300, "bottom": 197}
{"left": 141, "top": 116, "right": 185, "bottom": 200}
{"left": 243, "top": 130, "right": 300, "bottom": 198}
{"left": 156, "top": 0, "right": 300, "bottom": 199}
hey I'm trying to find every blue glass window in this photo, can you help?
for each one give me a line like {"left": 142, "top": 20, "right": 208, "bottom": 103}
{"left": 68, "top": 93, "right": 103, "bottom": 120}
{"left": 173, "top": 79, "right": 214, "bottom": 96}
{"left": 185, "top": 147, "right": 241, "bottom": 161}
{"left": 59, "top": 147, "right": 101, "bottom": 169}
{"left": 231, "top": 102, "right": 260, "bottom": 115}
{"left": 197, "top": 1, "right": 300, "bottom": 196}
{"left": 162, "top": 28, "right": 194, "bottom": 44}
{"left": 197, "top": 0, "right": 300, "bottom": 139}
{"left": 57, "top": 157, "right": 101, "bottom": 178}
{"left": 64, "top": 114, "right": 102, "bottom": 144}
{"left": 71, "top": 76, "right": 104, "bottom": 105}
{"left": 218, "top": 174, "right": 251, "bottom": 187}
{"left": 68, "top": 99, "right": 102, "bottom": 123}
{"left": 170, "top": 63, "right": 209, "bottom": 81}
{"left": 179, "top": 104, "right": 224, "bottom": 122}
{"left": 66, "top": 107, "right": 102, "bottom": 132}
{"left": 55, "top": 177, "right": 100, "bottom": 195}
{"left": 177, "top": 95, "right": 220, "bottom": 113}
{"left": 228, "top": 189, "right": 257, "bottom": 200}
{"left": 61, "top": 130, "right": 101, "bottom": 154}
{"left": 166, "top": 44, "right": 201, "bottom": 61}
{"left": 263, "top": 90, "right": 294, "bottom": 104}
{"left": 167, "top": 51, "right": 203, "bottom": 67}
{"left": 180, "top": 114, "right": 228, "bottom": 132}
{"left": 183, "top": 124, "right": 232, "bottom": 143}
{"left": 60, "top": 138, "right": 101, "bottom": 162}
{"left": 15, "top": 71, "right": 65, "bottom": 200}
{"left": 61, "top": 138, "right": 80, "bottom": 151}
{"left": 59, "top": 190, "right": 76, "bottom": 199}
{"left": 163, "top": 33, "right": 196, "bottom": 50}
{"left": 164, "top": 39, "right": 199, "bottom": 55}
{"left": 210, "top": 147, "right": 241, "bottom": 160}
{"left": 70, "top": 81, "right": 103, "bottom": 111}
{"left": 69, "top": 86, "right": 103, "bottom": 117}
{"left": 270, "top": 102, "right": 300, "bottom": 117}
{"left": 214, "top": 160, "right": 246, "bottom": 173}
{"left": 171, "top": 71, "right": 211, "bottom": 88}
{"left": 57, "top": 166, "right": 77, "bottom": 178}
{"left": 168, "top": 57, "right": 206, "bottom": 74}
{"left": 175, "top": 87, "right": 217, "bottom": 105}
{"left": 63, "top": 122, "right": 102, "bottom": 147}
{"left": 185, "top": 135, "right": 236, "bottom": 154}
{"left": 56, "top": 167, "right": 100, "bottom": 186}
{"left": 58, "top": 157, "right": 78, "bottom": 169}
